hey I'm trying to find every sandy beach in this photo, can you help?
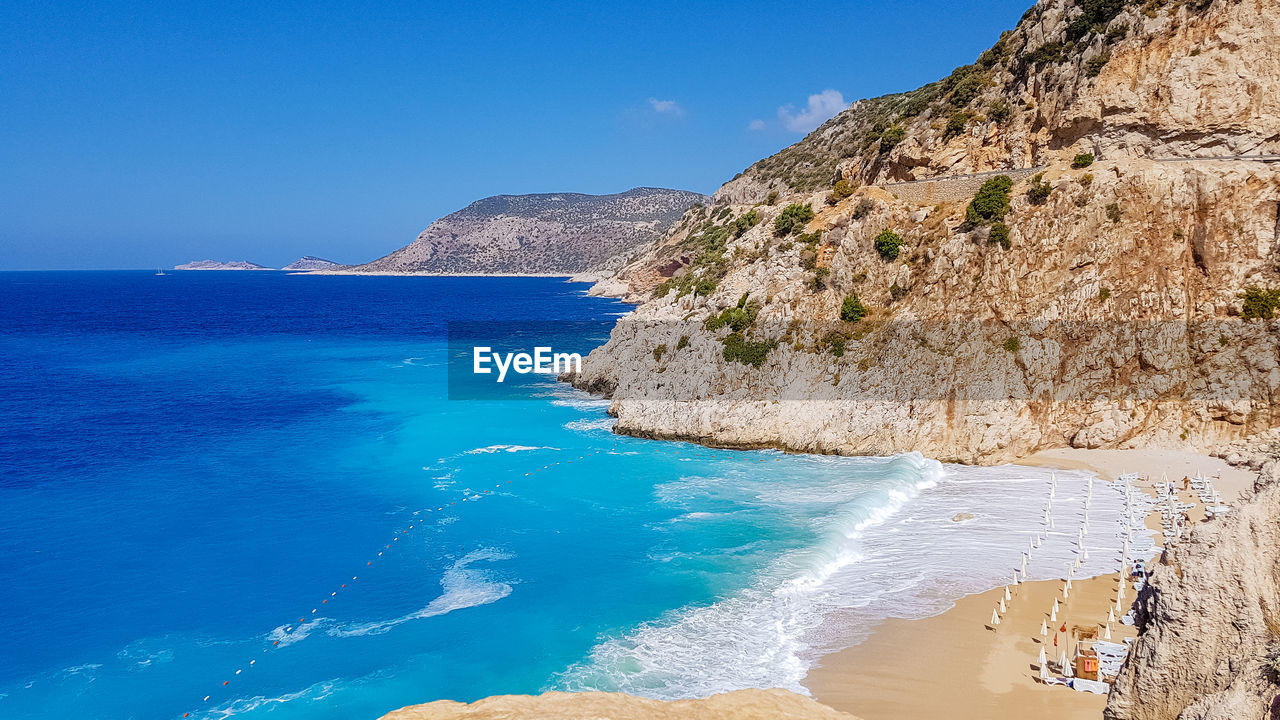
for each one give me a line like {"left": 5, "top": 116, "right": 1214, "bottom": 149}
{"left": 805, "top": 447, "right": 1249, "bottom": 720}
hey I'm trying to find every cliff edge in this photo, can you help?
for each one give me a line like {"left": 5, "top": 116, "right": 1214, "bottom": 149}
{"left": 1105, "top": 434, "right": 1280, "bottom": 719}
{"left": 571, "top": 0, "right": 1280, "bottom": 464}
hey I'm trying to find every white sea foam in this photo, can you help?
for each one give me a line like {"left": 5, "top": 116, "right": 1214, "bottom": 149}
{"left": 556, "top": 454, "right": 1155, "bottom": 699}
{"left": 329, "top": 549, "right": 513, "bottom": 638}
{"left": 116, "top": 640, "right": 174, "bottom": 670}
{"left": 205, "top": 678, "right": 337, "bottom": 719}
{"left": 60, "top": 663, "right": 102, "bottom": 678}
{"left": 266, "top": 620, "right": 323, "bottom": 649}
{"left": 564, "top": 418, "right": 616, "bottom": 432}
{"left": 464, "top": 444, "right": 557, "bottom": 454}
{"left": 550, "top": 397, "right": 612, "bottom": 411}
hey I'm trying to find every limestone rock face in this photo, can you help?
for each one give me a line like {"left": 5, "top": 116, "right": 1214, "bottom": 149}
{"left": 573, "top": 0, "right": 1280, "bottom": 464}
{"left": 574, "top": 159, "right": 1280, "bottom": 463}
{"left": 1104, "top": 463, "right": 1280, "bottom": 720}
{"left": 380, "top": 689, "right": 861, "bottom": 720}
{"left": 716, "top": 0, "right": 1280, "bottom": 201}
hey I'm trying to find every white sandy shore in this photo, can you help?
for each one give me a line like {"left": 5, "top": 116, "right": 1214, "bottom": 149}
{"left": 805, "top": 447, "right": 1251, "bottom": 720}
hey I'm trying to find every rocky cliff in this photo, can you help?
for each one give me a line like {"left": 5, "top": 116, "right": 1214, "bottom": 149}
{"left": 1105, "top": 433, "right": 1280, "bottom": 720}
{"left": 348, "top": 188, "right": 708, "bottom": 275}
{"left": 570, "top": 0, "right": 1280, "bottom": 464}
{"left": 282, "top": 256, "right": 341, "bottom": 271}
{"left": 380, "top": 689, "right": 860, "bottom": 720}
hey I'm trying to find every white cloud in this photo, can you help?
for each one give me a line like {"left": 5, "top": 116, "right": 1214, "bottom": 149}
{"left": 777, "top": 89, "right": 847, "bottom": 133}
{"left": 747, "top": 119, "right": 766, "bottom": 131}
{"left": 648, "top": 98, "right": 684, "bottom": 116}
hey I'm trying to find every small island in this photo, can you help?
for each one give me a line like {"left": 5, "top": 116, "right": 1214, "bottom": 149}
{"left": 173, "top": 260, "right": 274, "bottom": 271}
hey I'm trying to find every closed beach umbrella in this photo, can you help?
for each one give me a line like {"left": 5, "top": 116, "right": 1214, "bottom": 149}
{"left": 991, "top": 608, "right": 1001, "bottom": 626}
{"left": 1041, "top": 619, "right": 1048, "bottom": 636}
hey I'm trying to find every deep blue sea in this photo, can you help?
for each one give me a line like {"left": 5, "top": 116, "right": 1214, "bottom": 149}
{"left": 0, "top": 271, "right": 1147, "bottom": 720}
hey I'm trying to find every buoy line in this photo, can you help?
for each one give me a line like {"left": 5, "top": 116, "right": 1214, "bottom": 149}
{"left": 178, "top": 443, "right": 628, "bottom": 718}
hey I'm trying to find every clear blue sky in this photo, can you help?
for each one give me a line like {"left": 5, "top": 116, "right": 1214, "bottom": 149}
{"left": 1, "top": 0, "right": 1031, "bottom": 270}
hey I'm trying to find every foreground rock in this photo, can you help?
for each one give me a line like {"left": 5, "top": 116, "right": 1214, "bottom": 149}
{"left": 173, "top": 260, "right": 273, "bottom": 270}
{"left": 571, "top": 0, "right": 1280, "bottom": 463}
{"left": 380, "top": 689, "right": 861, "bottom": 720}
{"left": 349, "top": 187, "right": 708, "bottom": 275}
{"left": 1105, "top": 437, "right": 1280, "bottom": 719}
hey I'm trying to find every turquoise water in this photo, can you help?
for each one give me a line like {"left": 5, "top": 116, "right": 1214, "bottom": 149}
{"left": 0, "top": 272, "right": 1146, "bottom": 719}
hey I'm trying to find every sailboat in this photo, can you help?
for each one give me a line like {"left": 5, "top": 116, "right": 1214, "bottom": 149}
{"left": 156, "top": 268, "right": 167, "bottom": 276}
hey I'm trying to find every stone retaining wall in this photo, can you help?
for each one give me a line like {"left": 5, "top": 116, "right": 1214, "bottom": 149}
{"left": 881, "top": 167, "right": 1045, "bottom": 206}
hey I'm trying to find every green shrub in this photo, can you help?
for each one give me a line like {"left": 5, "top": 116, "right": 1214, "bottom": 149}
{"left": 966, "top": 175, "right": 1013, "bottom": 225}
{"left": 1066, "top": 15, "right": 1096, "bottom": 42}
{"left": 1086, "top": 53, "right": 1110, "bottom": 77}
{"left": 988, "top": 222, "right": 1011, "bottom": 249}
{"left": 705, "top": 299, "right": 760, "bottom": 332}
{"left": 827, "top": 179, "right": 856, "bottom": 205}
{"left": 774, "top": 203, "right": 815, "bottom": 236}
{"left": 1106, "top": 202, "right": 1122, "bottom": 223}
{"left": 852, "top": 198, "right": 876, "bottom": 220}
{"left": 1080, "top": 173, "right": 1094, "bottom": 186}
{"left": 766, "top": 191, "right": 779, "bottom": 205}
{"left": 809, "top": 267, "right": 830, "bottom": 292}
{"left": 874, "top": 229, "right": 905, "bottom": 260}
{"left": 796, "top": 230, "right": 822, "bottom": 245}
{"left": 987, "top": 98, "right": 1011, "bottom": 122}
{"left": 733, "top": 209, "right": 761, "bottom": 237}
{"left": 840, "top": 294, "right": 868, "bottom": 323}
{"left": 721, "top": 332, "right": 776, "bottom": 367}
{"left": 1003, "top": 336, "right": 1021, "bottom": 353}
{"left": 1240, "top": 287, "right": 1280, "bottom": 320}
{"left": 1099, "top": 287, "right": 1111, "bottom": 301}
{"left": 948, "top": 72, "right": 987, "bottom": 107}
{"left": 889, "top": 283, "right": 907, "bottom": 301}
{"left": 825, "top": 331, "right": 847, "bottom": 357}
{"left": 677, "top": 335, "right": 690, "bottom": 350}
{"left": 653, "top": 344, "right": 668, "bottom": 361}
{"left": 879, "top": 124, "right": 906, "bottom": 152}
{"left": 945, "top": 111, "right": 969, "bottom": 138}
{"left": 1073, "top": 153, "right": 1095, "bottom": 168}
{"left": 1027, "top": 41, "right": 1064, "bottom": 65}
{"left": 1026, "top": 173, "right": 1052, "bottom": 205}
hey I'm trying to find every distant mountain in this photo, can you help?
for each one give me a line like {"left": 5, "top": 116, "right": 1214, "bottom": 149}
{"left": 174, "top": 260, "right": 273, "bottom": 271}
{"left": 348, "top": 187, "right": 709, "bottom": 275}
{"left": 282, "top": 256, "right": 342, "bottom": 271}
